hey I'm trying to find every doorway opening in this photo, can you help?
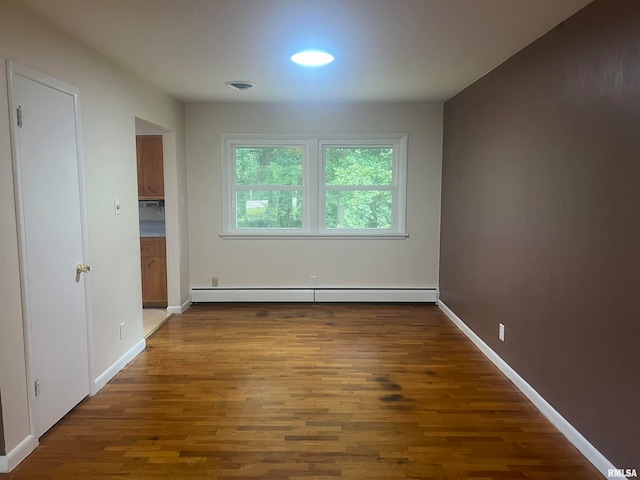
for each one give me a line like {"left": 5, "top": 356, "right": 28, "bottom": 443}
{"left": 135, "top": 120, "right": 171, "bottom": 337}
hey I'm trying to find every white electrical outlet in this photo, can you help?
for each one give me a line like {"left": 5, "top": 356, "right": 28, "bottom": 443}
{"left": 310, "top": 275, "right": 317, "bottom": 287}
{"left": 499, "top": 323, "right": 505, "bottom": 342}
{"left": 120, "top": 322, "right": 126, "bottom": 340}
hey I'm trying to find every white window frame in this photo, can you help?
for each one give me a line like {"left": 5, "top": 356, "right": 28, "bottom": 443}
{"left": 220, "top": 133, "right": 408, "bottom": 239}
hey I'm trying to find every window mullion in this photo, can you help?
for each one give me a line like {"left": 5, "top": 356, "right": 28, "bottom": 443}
{"left": 235, "top": 185, "right": 301, "bottom": 191}
{"left": 324, "top": 185, "right": 395, "bottom": 192}
{"left": 307, "top": 138, "right": 319, "bottom": 233}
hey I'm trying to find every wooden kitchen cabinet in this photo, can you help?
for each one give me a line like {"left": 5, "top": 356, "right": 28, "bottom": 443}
{"left": 140, "top": 237, "right": 167, "bottom": 307}
{"left": 136, "top": 135, "right": 164, "bottom": 199}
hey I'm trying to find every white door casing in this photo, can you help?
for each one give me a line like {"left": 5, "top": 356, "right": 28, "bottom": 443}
{"left": 8, "top": 61, "right": 92, "bottom": 438}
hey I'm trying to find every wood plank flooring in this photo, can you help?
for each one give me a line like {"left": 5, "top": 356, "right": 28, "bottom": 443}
{"left": 2, "top": 304, "right": 602, "bottom": 479}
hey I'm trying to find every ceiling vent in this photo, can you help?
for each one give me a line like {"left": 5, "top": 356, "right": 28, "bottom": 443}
{"left": 225, "top": 81, "right": 255, "bottom": 91}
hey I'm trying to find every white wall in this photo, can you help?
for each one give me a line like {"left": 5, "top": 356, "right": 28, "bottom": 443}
{"left": 0, "top": 0, "right": 188, "bottom": 456}
{"left": 186, "top": 102, "right": 442, "bottom": 289}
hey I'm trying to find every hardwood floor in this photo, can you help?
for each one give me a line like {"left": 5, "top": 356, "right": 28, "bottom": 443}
{"left": 3, "top": 304, "right": 602, "bottom": 479}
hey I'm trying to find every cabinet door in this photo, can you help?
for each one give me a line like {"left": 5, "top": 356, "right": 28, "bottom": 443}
{"left": 137, "top": 135, "right": 164, "bottom": 198}
{"left": 141, "top": 237, "right": 166, "bottom": 256}
{"left": 143, "top": 255, "right": 167, "bottom": 305}
{"left": 141, "top": 237, "right": 167, "bottom": 307}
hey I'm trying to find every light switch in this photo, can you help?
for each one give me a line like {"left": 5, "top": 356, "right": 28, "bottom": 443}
{"left": 114, "top": 198, "right": 121, "bottom": 215}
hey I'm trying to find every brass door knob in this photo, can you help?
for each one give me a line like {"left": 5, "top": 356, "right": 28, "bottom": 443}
{"left": 76, "top": 263, "right": 91, "bottom": 274}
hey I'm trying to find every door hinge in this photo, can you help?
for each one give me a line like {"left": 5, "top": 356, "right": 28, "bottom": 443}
{"left": 17, "top": 106, "right": 23, "bottom": 128}
{"left": 34, "top": 379, "right": 40, "bottom": 398}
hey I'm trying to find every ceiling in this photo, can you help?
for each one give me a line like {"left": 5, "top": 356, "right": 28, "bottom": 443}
{"left": 21, "top": 0, "right": 592, "bottom": 104}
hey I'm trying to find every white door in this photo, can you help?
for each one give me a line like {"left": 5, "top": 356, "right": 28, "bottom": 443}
{"left": 10, "top": 63, "right": 90, "bottom": 437}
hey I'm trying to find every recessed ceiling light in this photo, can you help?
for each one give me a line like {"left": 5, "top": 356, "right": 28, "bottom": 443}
{"left": 290, "top": 51, "right": 334, "bottom": 67}
{"left": 225, "top": 81, "right": 255, "bottom": 91}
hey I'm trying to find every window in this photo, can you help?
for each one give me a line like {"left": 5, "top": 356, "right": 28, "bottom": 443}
{"left": 221, "top": 134, "right": 407, "bottom": 238}
{"left": 234, "top": 145, "right": 304, "bottom": 229}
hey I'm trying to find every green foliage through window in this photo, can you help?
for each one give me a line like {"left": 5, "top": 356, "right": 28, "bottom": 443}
{"left": 234, "top": 146, "right": 303, "bottom": 229}
{"left": 235, "top": 147, "right": 302, "bottom": 186}
{"left": 325, "top": 147, "right": 393, "bottom": 186}
{"left": 236, "top": 190, "right": 302, "bottom": 229}
{"left": 324, "top": 146, "right": 394, "bottom": 229}
{"left": 326, "top": 190, "right": 392, "bottom": 229}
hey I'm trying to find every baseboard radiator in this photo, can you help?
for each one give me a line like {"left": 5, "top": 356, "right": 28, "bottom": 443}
{"left": 191, "top": 287, "right": 437, "bottom": 304}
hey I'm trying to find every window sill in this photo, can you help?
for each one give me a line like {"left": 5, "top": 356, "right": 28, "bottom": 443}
{"left": 219, "top": 232, "right": 409, "bottom": 240}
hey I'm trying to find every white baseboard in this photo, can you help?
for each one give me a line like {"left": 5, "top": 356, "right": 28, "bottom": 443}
{"left": 315, "top": 288, "right": 437, "bottom": 303}
{"left": 192, "top": 288, "right": 314, "bottom": 303}
{"left": 191, "top": 287, "right": 437, "bottom": 304}
{"left": 91, "top": 339, "right": 146, "bottom": 395}
{"left": 438, "top": 300, "right": 618, "bottom": 480}
{"left": 0, "top": 434, "right": 37, "bottom": 473}
{"left": 167, "top": 297, "right": 191, "bottom": 314}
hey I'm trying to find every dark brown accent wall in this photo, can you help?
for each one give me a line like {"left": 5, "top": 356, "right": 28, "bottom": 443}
{"left": 440, "top": 0, "right": 639, "bottom": 469}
